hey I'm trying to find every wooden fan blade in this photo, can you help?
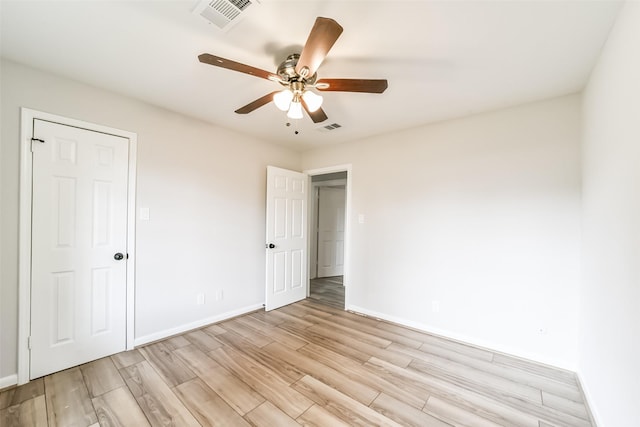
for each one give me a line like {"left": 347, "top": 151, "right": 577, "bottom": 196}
{"left": 295, "top": 17, "right": 343, "bottom": 78}
{"left": 302, "top": 100, "right": 328, "bottom": 123}
{"left": 316, "top": 78, "right": 388, "bottom": 93}
{"left": 199, "top": 53, "right": 276, "bottom": 81}
{"left": 235, "top": 92, "right": 279, "bottom": 114}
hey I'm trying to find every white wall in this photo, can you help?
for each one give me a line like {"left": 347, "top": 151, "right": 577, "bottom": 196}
{"left": 302, "top": 95, "right": 582, "bottom": 368}
{"left": 580, "top": 2, "right": 640, "bottom": 425}
{"left": 6, "top": 11, "right": 639, "bottom": 419}
{"left": 0, "top": 59, "right": 301, "bottom": 381}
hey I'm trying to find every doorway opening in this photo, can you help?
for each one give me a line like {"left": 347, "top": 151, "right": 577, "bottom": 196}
{"left": 306, "top": 167, "right": 350, "bottom": 310}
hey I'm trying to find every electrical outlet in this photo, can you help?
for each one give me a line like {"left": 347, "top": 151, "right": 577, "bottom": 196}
{"left": 216, "top": 290, "right": 223, "bottom": 301}
{"left": 432, "top": 300, "right": 440, "bottom": 313}
{"left": 197, "top": 293, "right": 205, "bottom": 305}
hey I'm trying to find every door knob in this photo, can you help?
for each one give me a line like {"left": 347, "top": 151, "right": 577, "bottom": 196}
{"left": 266, "top": 243, "right": 276, "bottom": 249}
{"left": 114, "top": 252, "right": 124, "bottom": 260}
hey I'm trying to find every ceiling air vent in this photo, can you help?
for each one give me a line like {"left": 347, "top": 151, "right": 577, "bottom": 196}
{"left": 193, "top": 0, "right": 259, "bottom": 31}
{"left": 318, "top": 123, "right": 342, "bottom": 132}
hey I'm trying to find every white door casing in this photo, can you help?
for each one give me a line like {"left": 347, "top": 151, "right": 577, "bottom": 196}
{"left": 265, "top": 166, "right": 308, "bottom": 311}
{"left": 304, "top": 165, "right": 352, "bottom": 309}
{"left": 317, "top": 186, "right": 345, "bottom": 277}
{"left": 18, "top": 109, "right": 137, "bottom": 384}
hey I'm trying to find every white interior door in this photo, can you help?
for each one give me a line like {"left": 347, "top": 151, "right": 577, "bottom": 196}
{"left": 30, "top": 119, "right": 129, "bottom": 379}
{"left": 317, "top": 186, "right": 345, "bottom": 277}
{"left": 265, "top": 166, "right": 308, "bottom": 311}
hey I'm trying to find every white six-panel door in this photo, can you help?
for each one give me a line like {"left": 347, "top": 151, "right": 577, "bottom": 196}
{"left": 30, "top": 119, "right": 129, "bottom": 379}
{"left": 317, "top": 186, "right": 345, "bottom": 277}
{"left": 265, "top": 166, "right": 308, "bottom": 311}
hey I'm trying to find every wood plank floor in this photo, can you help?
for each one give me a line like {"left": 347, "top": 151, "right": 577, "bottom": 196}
{"left": 309, "top": 276, "right": 345, "bottom": 309}
{"left": 0, "top": 299, "right": 593, "bottom": 427}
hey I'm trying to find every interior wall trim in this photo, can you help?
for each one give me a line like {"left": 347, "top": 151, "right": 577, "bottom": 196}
{"left": 133, "top": 303, "right": 264, "bottom": 347}
{"left": 346, "top": 304, "right": 577, "bottom": 372}
{"left": 576, "top": 370, "right": 602, "bottom": 426}
{"left": 0, "top": 374, "right": 18, "bottom": 390}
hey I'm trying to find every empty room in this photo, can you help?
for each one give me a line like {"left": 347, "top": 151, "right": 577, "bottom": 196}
{"left": 1, "top": 1, "right": 638, "bottom": 426}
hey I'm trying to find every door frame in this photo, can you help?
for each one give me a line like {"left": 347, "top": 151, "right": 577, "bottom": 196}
{"left": 304, "top": 165, "right": 352, "bottom": 308}
{"left": 17, "top": 108, "right": 137, "bottom": 385}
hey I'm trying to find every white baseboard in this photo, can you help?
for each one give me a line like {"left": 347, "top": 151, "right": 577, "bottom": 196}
{"left": 134, "top": 303, "right": 264, "bottom": 347}
{"left": 576, "top": 370, "right": 601, "bottom": 427}
{"left": 346, "top": 304, "right": 576, "bottom": 372}
{"left": 0, "top": 374, "right": 18, "bottom": 390}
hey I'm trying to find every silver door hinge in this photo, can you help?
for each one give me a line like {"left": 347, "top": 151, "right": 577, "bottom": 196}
{"left": 27, "top": 336, "right": 32, "bottom": 350}
{"left": 30, "top": 137, "right": 44, "bottom": 152}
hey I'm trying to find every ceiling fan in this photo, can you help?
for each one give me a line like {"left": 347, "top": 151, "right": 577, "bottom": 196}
{"left": 198, "top": 17, "right": 388, "bottom": 123}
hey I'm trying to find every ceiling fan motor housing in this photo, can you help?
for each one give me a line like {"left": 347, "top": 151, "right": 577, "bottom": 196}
{"left": 277, "top": 54, "right": 317, "bottom": 85}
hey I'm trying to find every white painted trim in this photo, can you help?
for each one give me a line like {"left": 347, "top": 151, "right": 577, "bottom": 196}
{"left": 134, "top": 303, "right": 264, "bottom": 347}
{"left": 0, "top": 374, "right": 18, "bottom": 390}
{"left": 576, "top": 370, "right": 601, "bottom": 427}
{"left": 18, "top": 108, "right": 137, "bottom": 385}
{"left": 346, "top": 304, "right": 577, "bottom": 372}
{"left": 304, "top": 164, "right": 352, "bottom": 309}
{"left": 309, "top": 185, "right": 319, "bottom": 281}
{"left": 18, "top": 111, "right": 34, "bottom": 385}
{"left": 125, "top": 134, "right": 137, "bottom": 351}
{"left": 304, "top": 164, "right": 352, "bottom": 176}
{"left": 311, "top": 178, "right": 347, "bottom": 188}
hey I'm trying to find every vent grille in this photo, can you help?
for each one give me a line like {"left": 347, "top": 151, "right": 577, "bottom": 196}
{"left": 228, "top": 0, "right": 252, "bottom": 11}
{"left": 194, "top": 0, "right": 257, "bottom": 31}
{"left": 321, "top": 123, "right": 342, "bottom": 131}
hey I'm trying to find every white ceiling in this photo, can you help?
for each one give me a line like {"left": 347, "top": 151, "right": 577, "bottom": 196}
{"left": 0, "top": 0, "right": 622, "bottom": 151}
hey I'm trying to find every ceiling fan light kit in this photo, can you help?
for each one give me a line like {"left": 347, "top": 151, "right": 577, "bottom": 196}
{"left": 274, "top": 81, "right": 323, "bottom": 116}
{"left": 302, "top": 91, "right": 323, "bottom": 112}
{"left": 273, "top": 89, "right": 294, "bottom": 111}
{"left": 198, "top": 16, "right": 388, "bottom": 123}
{"left": 287, "top": 100, "right": 304, "bottom": 119}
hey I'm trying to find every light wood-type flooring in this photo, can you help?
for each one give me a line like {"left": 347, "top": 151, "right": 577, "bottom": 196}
{"left": 1, "top": 299, "right": 593, "bottom": 427}
{"left": 309, "top": 276, "right": 345, "bottom": 309}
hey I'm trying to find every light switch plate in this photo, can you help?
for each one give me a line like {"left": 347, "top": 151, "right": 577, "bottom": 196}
{"left": 140, "top": 208, "right": 150, "bottom": 221}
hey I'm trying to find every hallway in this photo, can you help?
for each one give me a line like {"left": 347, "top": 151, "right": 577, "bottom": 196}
{"left": 309, "top": 276, "right": 344, "bottom": 309}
